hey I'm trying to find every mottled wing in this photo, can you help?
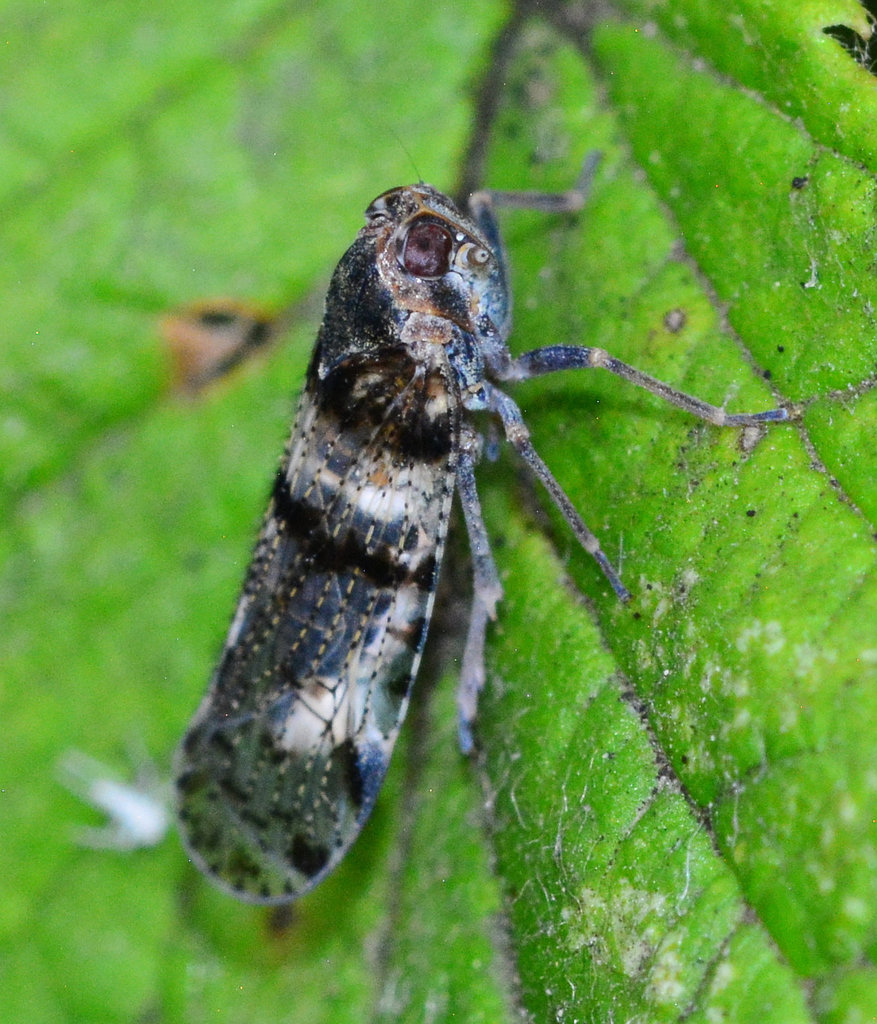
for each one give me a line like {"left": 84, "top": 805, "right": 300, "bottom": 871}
{"left": 175, "top": 346, "right": 457, "bottom": 902}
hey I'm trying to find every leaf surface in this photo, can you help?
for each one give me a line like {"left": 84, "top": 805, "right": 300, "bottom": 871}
{"left": 3, "top": 2, "right": 876, "bottom": 1022}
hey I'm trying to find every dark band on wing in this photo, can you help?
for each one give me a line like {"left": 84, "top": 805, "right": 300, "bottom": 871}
{"left": 271, "top": 470, "right": 437, "bottom": 592}
{"left": 317, "top": 352, "right": 455, "bottom": 462}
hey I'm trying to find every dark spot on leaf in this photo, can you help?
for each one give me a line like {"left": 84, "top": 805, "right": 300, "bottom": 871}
{"left": 199, "top": 309, "right": 238, "bottom": 327}
{"left": 663, "top": 308, "right": 687, "bottom": 333}
{"left": 268, "top": 904, "right": 296, "bottom": 935}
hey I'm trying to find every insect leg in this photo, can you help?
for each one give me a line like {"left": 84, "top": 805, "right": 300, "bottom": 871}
{"left": 483, "top": 381, "right": 631, "bottom": 603}
{"left": 455, "top": 443, "right": 504, "bottom": 754}
{"left": 496, "top": 345, "right": 789, "bottom": 426}
{"left": 466, "top": 153, "right": 602, "bottom": 343}
{"left": 474, "top": 151, "right": 602, "bottom": 216}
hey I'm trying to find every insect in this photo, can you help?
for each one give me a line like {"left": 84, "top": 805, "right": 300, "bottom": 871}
{"left": 174, "top": 169, "right": 788, "bottom": 904}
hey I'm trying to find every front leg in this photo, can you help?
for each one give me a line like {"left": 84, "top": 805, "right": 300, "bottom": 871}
{"left": 498, "top": 345, "right": 788, "bottom": 427}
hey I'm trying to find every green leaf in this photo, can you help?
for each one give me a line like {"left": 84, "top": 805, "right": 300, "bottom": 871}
{"left": 4, "top": 3, "right": 876, "bottom": 1023}
{"left": 475, "top": 6, "right": 877, "bottom": 1021}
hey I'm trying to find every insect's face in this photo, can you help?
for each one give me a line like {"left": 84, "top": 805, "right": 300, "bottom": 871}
{"left": 365, "top": 185, "right": 496, "bottom": 332}
{"left": 395, "top": 213, "right": 491, "bottom": 279}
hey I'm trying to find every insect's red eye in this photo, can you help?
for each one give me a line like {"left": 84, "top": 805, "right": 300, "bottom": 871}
{"left": 401, "top": 221, "right": 454, "bottom": 278}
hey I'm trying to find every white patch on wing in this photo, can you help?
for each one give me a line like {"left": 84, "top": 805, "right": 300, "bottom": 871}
{"left": 355, "top": 481, "right": 410, "bottom": 521}
{"left": 225, "top": 592, "right": 253, "bottom": 650}
{"left": 276, "top": 678, "right": 355, "bottom": 752}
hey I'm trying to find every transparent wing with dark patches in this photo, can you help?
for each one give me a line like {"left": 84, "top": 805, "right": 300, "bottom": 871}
{"left": 174, "top": 354, "right": 458, "bottom": 903}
